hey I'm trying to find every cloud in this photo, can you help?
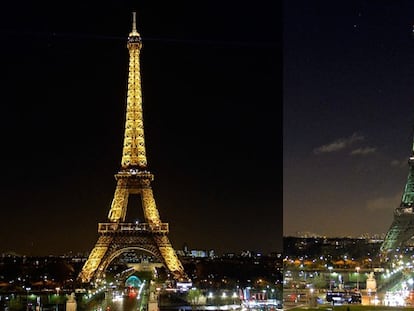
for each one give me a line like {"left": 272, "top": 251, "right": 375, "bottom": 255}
{"left": 350, "top": 147, "right": 376, "bottom": 156}
{"left": 391, "top": 159, "right": 408, "bottom": 168}
{"left": 313, "top": 133, "right": 364, "bottom": 155}
{"left": 366, "top": 192, "right": 402, "bottom": 210}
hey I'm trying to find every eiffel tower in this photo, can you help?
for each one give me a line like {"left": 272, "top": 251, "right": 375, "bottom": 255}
{"left": 78, "top": 13, "right": 187, "bottom": 284}
{"left": 380, "top": 134, "right": 414, "bottom": 261}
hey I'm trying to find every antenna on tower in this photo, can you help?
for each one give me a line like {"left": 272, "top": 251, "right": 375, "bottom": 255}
{"left": 129, "top": 11, "right": 140, "bottom": 37}
{"left": 132, "top": 11, "right": 137, "bottom": 33}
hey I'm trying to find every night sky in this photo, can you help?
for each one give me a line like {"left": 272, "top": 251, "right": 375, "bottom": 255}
{"left": 284, "top": 1, "right": 414, "bottom": 237}
{"left": 0, "top": 2, "right": 281, "bottom": 255}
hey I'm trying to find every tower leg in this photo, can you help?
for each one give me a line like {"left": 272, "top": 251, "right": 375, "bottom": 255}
{"left": 78, "top": 236, "right": 112, "bottom": 283}
{"left": 155, "top": 235, "right": 186, "bottom": 280}
{"left": 108, "top": 179, "right": 129, "bottom": 222}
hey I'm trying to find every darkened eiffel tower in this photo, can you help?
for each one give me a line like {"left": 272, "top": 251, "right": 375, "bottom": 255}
{"left": 78, "top": 13, "right": 187, "bottom": 284}
{"left": 380, "top": 134, "right": 414, "bottom": 261}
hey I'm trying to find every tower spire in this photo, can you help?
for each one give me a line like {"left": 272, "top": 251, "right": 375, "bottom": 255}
{"left": 132, "top": 12, "right": 137, "bottom": 32}
{"left": 129, "top": 11, "right": 140, "bottom": 37}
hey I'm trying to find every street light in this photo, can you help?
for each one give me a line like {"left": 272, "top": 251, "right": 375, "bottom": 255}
{"left": 309, "top": 288, "right": 315, "bottom": 307}
{"left": 328, "top": 266, "right": 333, "bottom": 290}
{"left": 55, "top": 287, "right": 60, "bottom": 311}
{"left": 232, "top": 292, "right": 237, "bottom": 305}
{"left": 356, "top": 267, "right": 360, "bottom": 291}
{"left": 25, "top": 287, "right": 31, "bottom": 311}
{"left": 207, "top": 292, "right": 213, "bottom": 305}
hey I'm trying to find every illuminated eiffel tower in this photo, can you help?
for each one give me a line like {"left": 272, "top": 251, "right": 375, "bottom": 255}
{"left": 78, "top": 13, "right": 187, "bottom": 284}
{"left": 380, "top": 134, "right": 414, "bottom": 261}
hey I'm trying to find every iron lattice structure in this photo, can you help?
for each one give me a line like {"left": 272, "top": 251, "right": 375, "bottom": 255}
{"left": 78, "top": 13, "right": 187, "bottom": 284}
{"left": 380, "top": 136, "right": 414, "bottom": 260}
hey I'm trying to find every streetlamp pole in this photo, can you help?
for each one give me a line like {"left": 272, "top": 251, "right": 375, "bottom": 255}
{"left": 26, "top": 287, "right": 31, "bottom": 311}
{"left": 328, "top": 266, "right": 333, "bottom": 290}
{"left": 356, "top": 267, "right": 360, "bottom": 291}
{"left": 55, "top": 287, "right": 60, "bottom": 311}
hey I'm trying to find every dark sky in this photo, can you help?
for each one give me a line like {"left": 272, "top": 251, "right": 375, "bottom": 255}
{"left": 284, "top": 1, "right": 414, "bottom": 237}
{"left": 0, "top": 1, "right": 281, "bottom": 255}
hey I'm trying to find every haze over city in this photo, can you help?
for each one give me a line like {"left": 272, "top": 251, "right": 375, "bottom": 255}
{"left": 284, "top": 1, "right": 414, "bottom": 237}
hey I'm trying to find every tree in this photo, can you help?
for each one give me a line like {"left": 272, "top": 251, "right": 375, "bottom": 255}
{"left": 310, "top": 273, "right": 328, "bottom": 289}
{"left": 187, "top": 288, "right": 202, "bottom": 309}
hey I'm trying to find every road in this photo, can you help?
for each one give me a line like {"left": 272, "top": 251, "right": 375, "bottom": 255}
{"left": 85, "top": 295, "right": 143, "bottom": 311}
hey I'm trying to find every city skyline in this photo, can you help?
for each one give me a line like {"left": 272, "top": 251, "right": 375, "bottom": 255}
{"left": 0, "top": 2, "right": 281, "bottom": 255}
{"left": 284, "top": 1, "right": 414, "bottom": 238}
